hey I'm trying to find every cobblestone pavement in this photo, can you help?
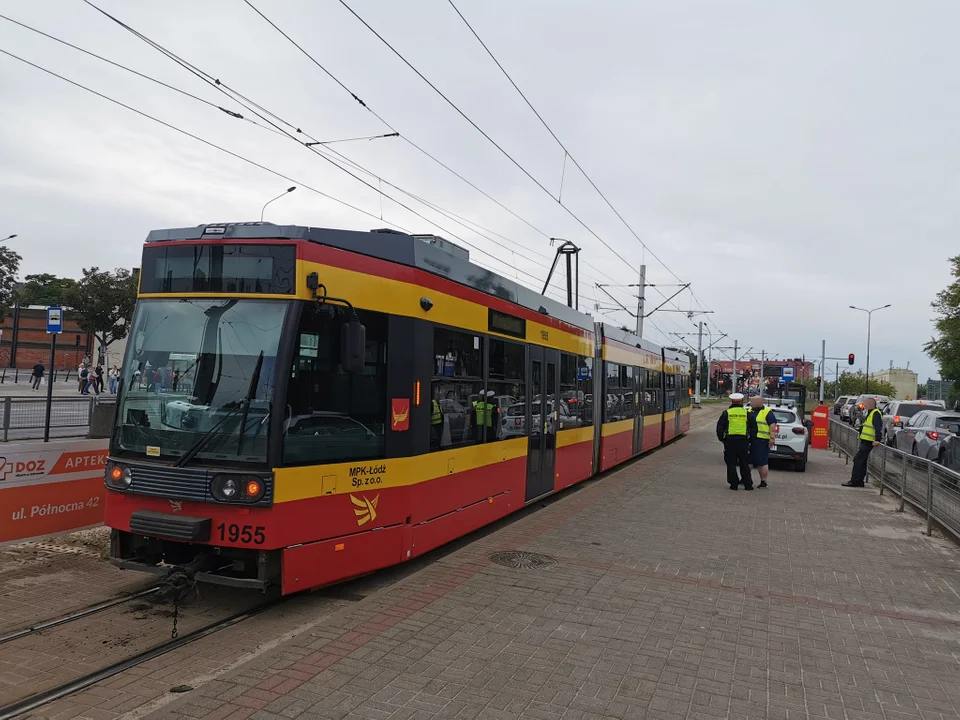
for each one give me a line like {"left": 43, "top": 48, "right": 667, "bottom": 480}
{"left": 11, "top": 406, "right": 960, "bottom": 719}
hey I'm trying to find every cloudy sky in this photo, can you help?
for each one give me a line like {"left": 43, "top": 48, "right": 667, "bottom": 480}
{"left": 1, "top": 0, "right": 955, "bottom": 383}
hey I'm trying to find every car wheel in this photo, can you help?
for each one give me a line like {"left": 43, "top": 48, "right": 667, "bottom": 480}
{"left": 795, "top": 450, "right": 807, "bottom": 472}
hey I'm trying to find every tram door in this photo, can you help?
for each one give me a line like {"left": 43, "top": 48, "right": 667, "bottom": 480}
{"left": 525, "top": 346, "right": 558, "bottom": 502}
{"left": 673, "top": 378, "right": 682, "bottom": 436}
{"left": 633, "top": 367, "right": 644, "bottom": 455}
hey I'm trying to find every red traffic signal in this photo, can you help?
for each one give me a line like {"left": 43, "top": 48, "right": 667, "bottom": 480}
{"left": 847, "top": 353, "right": 855, "bottom": 365}
{"left": 816, "top": 376, "right": 822, "bottom": 384}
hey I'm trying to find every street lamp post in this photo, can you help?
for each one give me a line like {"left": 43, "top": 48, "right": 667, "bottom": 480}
{"left": 260, "top": 187, "right": 296, "bottom": 222}
{"left": 849, "top": 304, "right": 891, "bottom": 393}
{"left": 1, "top": 234, "right": 17, "bottom": 242}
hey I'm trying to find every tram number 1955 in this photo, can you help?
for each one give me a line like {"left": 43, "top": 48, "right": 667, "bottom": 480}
{"left": 216, "top": 523, "right": 266, "bottom": 545}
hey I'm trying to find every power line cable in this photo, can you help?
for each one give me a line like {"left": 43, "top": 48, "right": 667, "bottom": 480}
{"left": 74, "top": 1, "right": 611, "bottom": 300}
{"left": 444, "top": 0, "right": 716, "bottom": 321}
{"left": 445, "top": 0, "right": 687, "bottom": 286}
{"left": 331, "top": 0, "right": 644, "bottom": 276}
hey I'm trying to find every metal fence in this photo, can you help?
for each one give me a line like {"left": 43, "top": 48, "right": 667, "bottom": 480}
{"left": 830, "top": 418, "right": 960, "bottom": 539}
{"left": 0, "top": 396, "right": 97, "bottom": 441}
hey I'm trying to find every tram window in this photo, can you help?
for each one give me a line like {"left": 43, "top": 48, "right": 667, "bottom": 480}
{"left": 488, "top": 339, "right": 525, "bottom": 443}
{"left": 645, "top": 370, "right": 662, "bottom": 415}
{"left": 620, "top": 366, "right": 636, "bottom": 419}
{"left": 430, "top": 327, "right": 485, "bottom": 450}
{"left": 603, "top": 362, "right": 622, "bottom": 422}
{"left": 560, "top": 354, "right": 578, "bottom": 424}
{"left": 282, "top": 305, "right": 387, "bottom": 466}
{"left": 579, "top": 356, "right": 594, "bottom": 425}
{"left": 434, "top": 327, "right": 482, "bottom": 380}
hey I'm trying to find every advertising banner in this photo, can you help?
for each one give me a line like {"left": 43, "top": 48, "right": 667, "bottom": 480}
{"left": 0, "top": 439, "right": 109, "bottom": 545}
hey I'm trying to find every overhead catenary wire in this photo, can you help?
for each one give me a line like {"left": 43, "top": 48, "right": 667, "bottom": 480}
{"left": 445, "top": 0, "right": 688, "bottom": 286}
{"left": 0, "top": 47, "right": 587, "bottom": 308}
{"left": 74, "top": 1, "right": 575, "bottom": 289}
{"left": 72, "top": 0, "right": 614, "bottom": 300}
{"left": 334, "top": 0, "right": 650, "bottom": 282}
{"left": 444, "top": 0, "right": 715, "bottom": 322}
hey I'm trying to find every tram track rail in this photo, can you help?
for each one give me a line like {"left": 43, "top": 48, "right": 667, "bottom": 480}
{"left": 0, "top": 598, "right": 283, "bottom": 720}
{"left": 0, "top": 586, "right": 161, "bottom": 646}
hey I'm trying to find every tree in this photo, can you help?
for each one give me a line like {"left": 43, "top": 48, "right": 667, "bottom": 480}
{"left": 924, "top": 255, "right": 960, "bottom": 396}
{"left": 14, "top": 273, "right": 77, "bottom": 306}
{"left": 0, "top": 246, "right": 22, "bottom": 322}
{"left": 61, "top": 268, "right": 138, "bottom": 359}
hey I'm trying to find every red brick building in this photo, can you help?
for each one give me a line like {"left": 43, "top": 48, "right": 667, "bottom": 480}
{"left": 0, "top": 305, "right": 93, "bottom": 370}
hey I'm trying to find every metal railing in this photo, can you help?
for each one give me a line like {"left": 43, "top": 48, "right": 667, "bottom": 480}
{"left": 0, "top": 395, "right": 97, "bottom": 441}
{"left": 830, "top": 418, "right": 960, "bottom": 539}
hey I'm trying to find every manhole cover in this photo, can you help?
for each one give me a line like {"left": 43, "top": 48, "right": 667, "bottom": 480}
{"left": 488, "top": 551, "right": 556, "bottom": 570}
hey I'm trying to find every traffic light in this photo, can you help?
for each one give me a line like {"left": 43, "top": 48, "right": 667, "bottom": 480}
{"left": 816, "top": 376, "right": 822, "bottom": 384}
{"left": 848, "top": 353, "right": 855, "bottom": 365}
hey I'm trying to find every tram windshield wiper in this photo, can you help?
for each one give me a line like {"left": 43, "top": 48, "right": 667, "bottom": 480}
{"left": 174, "top": 351, "right": 265, "bottom": 468}
{"left": 172, "top": 404, "right": 242, "bottom": 468}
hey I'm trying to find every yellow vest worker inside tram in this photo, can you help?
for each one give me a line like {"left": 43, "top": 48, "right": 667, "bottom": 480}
{"left": 748, "top": 396, "right": 779, "bottom": 489}
{"left": 716, "top": 393, "right": 758, "bottom": 490}
{"left": 430, "top": 390, "right": 444, "bottom": 451}
{"left": 472, "top": 391, "right": 496, "bottom": 443}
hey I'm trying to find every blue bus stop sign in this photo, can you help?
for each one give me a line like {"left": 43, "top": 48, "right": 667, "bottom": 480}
{"left": 781, "top": 366, "right": 795, "bottom": 381}
{"left": 46, "top": 306, "right": 63, "bottom": 334}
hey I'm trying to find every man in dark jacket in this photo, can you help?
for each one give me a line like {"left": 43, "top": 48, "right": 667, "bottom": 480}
{"left": 31, "top": 363, "right": 44, "bottom": 390}
{"left": 717, "top": 393, "right": 758, "bottom": 490}
{"left": 844, "top": 397, "right": 882, "bottom": 487}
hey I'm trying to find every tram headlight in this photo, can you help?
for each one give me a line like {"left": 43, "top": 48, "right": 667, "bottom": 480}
{"left": 105, "top": 462, "right": 132, "bottom": 489}
{"left": 211, "top": 474, "right": 266, "bottom": 503}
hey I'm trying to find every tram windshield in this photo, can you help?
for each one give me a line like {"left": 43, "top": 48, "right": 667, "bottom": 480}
{"left": 113, "top": 298, "right": 288, "bottom": 465}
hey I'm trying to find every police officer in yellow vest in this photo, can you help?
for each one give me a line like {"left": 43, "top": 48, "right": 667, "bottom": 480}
{"left": 716, "top": 393, "right": 758, "bottom": 490}
{"left": 472, "top": 392, "right": 495, "bottom": 443}
{"left": 748, "top": 396, "right": 779, "bottom": 488}
{"left": 844, "top": 397, "right": 882, "bottom": 487}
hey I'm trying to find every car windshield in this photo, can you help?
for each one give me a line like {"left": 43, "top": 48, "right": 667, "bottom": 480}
{"left": 935, "top": 416, "right": 960, "bottom": 430}
{"left": 506, "top": 404, "right": 525, "bottom": 417}
{"left": 770, "top": 410, "right": 796, "bottom": 424}
{"left": 113, "top": 298, "right": 288, "bottom": 465}
{"left": 845, "top": 399, "right": 856, "bottom": 405}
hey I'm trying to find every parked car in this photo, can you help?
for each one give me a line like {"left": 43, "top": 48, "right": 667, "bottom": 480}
{"left": 767, "top": 404, "right": 810, "bottom": 472}
{"left": 833, "top": 395, "right": 852, "bottom": 416}
{"left": 892, "top": 410, "right": 960, "bottom": 462}
{"left": 850, "top": 394, "right": 890, "bottom": 427}
{"left": 881, "top": 400, "right": 942, "bottom": 445}
{"left": 840, "top": 397, "right": 857, "bottom": 423}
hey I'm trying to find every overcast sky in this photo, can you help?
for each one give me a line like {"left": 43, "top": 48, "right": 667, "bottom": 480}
{"left": 1, "top": 0, "right": 954, "bottom": 382}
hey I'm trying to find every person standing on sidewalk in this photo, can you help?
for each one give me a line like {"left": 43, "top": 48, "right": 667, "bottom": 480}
{"left": 716, "top": 392, "right": 758, "bottom": 490}
{"left": 31, "top": 362, "right": 44, "bottom": 390}
{"left": 108, "top": 365, "right": 120, "bottom": 394}
{"left": 748, "top": 396, "right": 779, "bottom": 488}
{"left": 844, "top": 397, "right": 882, "bottom": 487}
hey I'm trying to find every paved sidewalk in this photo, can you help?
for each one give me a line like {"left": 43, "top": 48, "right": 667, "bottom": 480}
{"left": 35, "top": 409, "right": 960, "bottom": 720}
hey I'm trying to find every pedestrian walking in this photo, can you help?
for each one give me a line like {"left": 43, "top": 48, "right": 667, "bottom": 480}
{"left": 108, "top": 365, "right": 120, "bottom": 394}
{"left": 31, "top": 362, "right": 44, "bottom": 390}
{"left": 748, "top": 396, "right": 779, "bottom": 488}
{"left": 79, "top": 364, "right": 89, "bottom": 394}
{"left": 843, "top": 397, "right": 882, "bottom": 487}
{"left": 95, "top": 365, "right": 104, "bottom": 394}
{"left": 716, "top": 392, "right": 758, "bottom": 490}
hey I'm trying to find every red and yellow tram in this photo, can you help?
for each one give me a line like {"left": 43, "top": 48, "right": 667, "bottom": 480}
{"left": 105, "top": 223, "right": 690, "bottom": 593}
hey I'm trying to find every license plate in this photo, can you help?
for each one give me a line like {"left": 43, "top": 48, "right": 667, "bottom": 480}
{"left": 514, "top": 419, "right": 521, "bottom": 426}
{"left": 776, "top": 434, "right": 788, "bottom": 440}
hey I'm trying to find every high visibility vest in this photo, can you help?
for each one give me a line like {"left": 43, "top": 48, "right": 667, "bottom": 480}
{"left": 473, "top": 401, "right": 493, "bottom": 427}
{"left": 726, "top": 406, "right": 748, "bottom": 436}
{"left": 431, "top": 400, "right": 442, "bottom": 426}
{"left": 755, "top": 407, "right": 773, "bottom": 440}
{"left": 859, "top": 408, "right": 881, "bottom": 442}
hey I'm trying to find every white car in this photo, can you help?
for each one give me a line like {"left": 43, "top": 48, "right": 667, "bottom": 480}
{"left": 766, "top": 404, "right": 809, "bottom": 472}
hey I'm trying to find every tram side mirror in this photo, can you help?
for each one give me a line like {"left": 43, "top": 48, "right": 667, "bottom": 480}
{"left": 340, "top": 318, "right": 366, "bottom": 374}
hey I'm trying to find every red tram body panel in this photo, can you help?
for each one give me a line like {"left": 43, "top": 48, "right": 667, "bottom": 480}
{"left": 105, "top": 223, "right": 691, "bottom": 593}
